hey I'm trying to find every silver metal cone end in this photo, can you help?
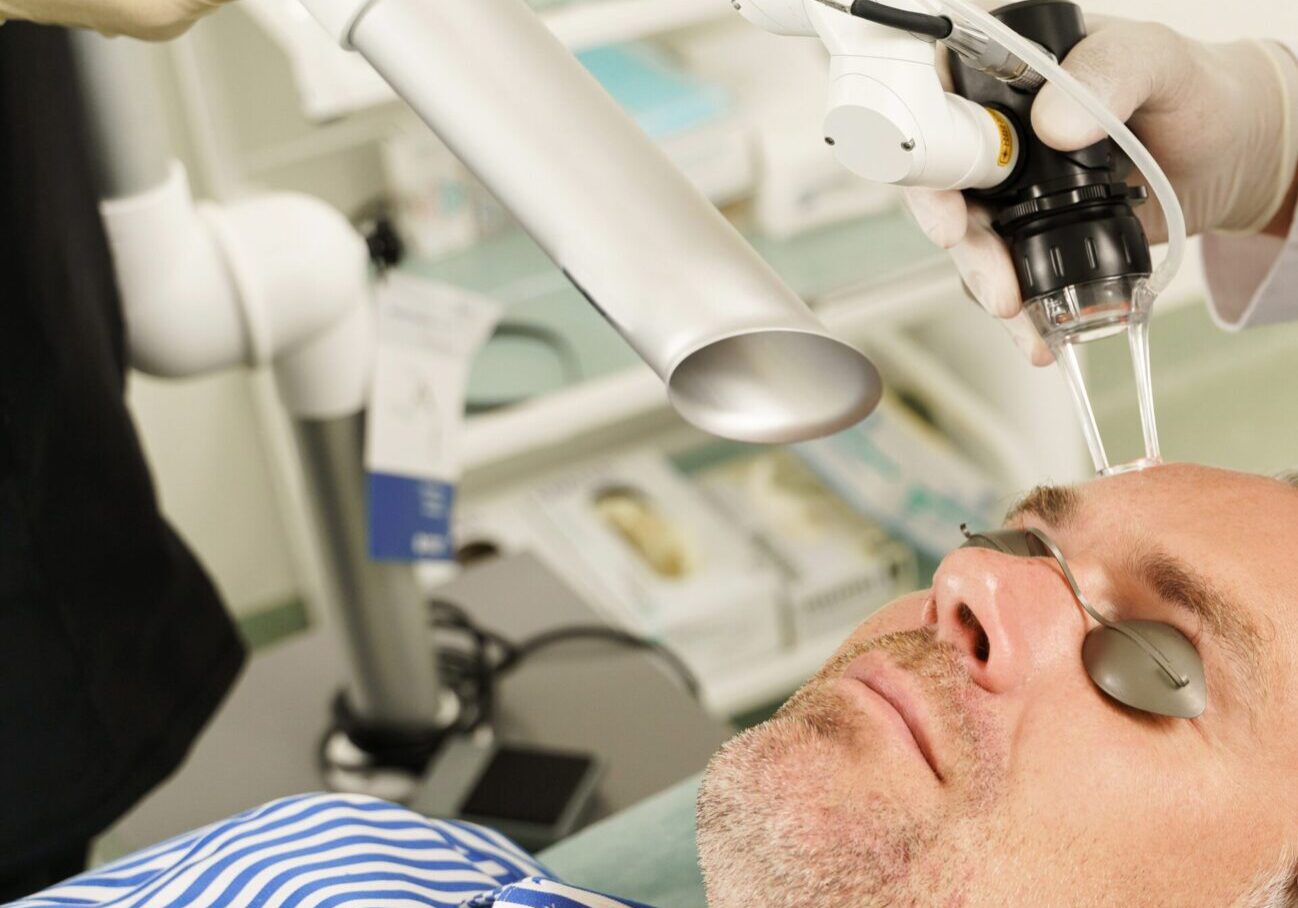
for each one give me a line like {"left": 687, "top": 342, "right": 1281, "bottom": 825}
{"left": 666, "top": 329, "right": 882, "bottom": 444}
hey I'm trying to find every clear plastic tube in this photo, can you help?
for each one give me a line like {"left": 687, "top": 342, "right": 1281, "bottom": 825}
{"left": 921, "top": 0, "right": 1187, "bottom": 299}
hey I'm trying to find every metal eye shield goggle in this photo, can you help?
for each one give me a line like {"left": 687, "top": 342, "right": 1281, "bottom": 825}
{"left": 959, "top": 527, "right": 1207, "bottom": 719}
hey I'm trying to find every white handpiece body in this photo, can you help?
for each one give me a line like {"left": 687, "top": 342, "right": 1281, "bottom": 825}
{"left": 735, "top": 0, "right": 1018, "bottom": 190}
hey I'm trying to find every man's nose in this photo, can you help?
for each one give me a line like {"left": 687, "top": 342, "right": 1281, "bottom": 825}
{"left": 926, "top": 547, "right": 1083, "bottom": 694}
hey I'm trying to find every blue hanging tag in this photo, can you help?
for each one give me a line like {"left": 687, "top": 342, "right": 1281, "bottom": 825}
{"left": 364, "top": 272, "right": 501, "bottom": 562}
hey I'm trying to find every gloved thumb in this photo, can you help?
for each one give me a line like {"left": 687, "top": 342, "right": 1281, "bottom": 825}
{"left": 1030, "top": 19, "right": 1184, "bottom": 153}
{"left": 902, "top": 187, "right": 969, "bottom": 249}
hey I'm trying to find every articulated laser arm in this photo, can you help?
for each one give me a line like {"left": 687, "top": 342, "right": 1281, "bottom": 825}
{"left": 297, "top": 0, "right": 882, "bottom": 446}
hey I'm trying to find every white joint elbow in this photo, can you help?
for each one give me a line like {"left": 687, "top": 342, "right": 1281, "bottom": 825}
{"left": 297, "top": 0, "right": 373, "bottom": 47}
{"left": 102, "top": 161, "right": 374, "bottom": 416}
{"left": 731, "top": 0, "right": 817, "bottom": 36}
{"left": 823, "top": 65, "right": 1018, "bottom": 191}
{"left": 200, "top": 190, "right": 369, "bottom": 368}
{"left": 101, "top": 162, "right": 247, "bottom": 377}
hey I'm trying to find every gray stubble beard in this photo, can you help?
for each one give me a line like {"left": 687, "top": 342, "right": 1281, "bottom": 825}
{"left": 697, "top": 627, "right": 1004, "bottom": 908}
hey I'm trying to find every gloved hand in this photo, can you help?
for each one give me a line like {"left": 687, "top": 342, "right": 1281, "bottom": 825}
{"left": 0, "top": 0, "right": 231, "bottom": 39}
{"left": 905, "top": 17, "right": 1298, "bottom": 365}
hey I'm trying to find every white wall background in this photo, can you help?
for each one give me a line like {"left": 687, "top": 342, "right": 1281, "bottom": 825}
{"left": 128, "top": 373, "right": 302, "bottom": 618}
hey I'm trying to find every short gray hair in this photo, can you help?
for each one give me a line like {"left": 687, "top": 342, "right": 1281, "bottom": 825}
{"left": 1235, "top": 849, "right": 1298, "bottom": 907}
{"left": 1008, "top": 468, "right": 1298, "bottom": 906}
{"left": 1231, "top": 472, "right": 1298, "bottom": 907}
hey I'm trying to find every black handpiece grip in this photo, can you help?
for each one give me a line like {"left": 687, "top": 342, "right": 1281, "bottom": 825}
{"left": 949, "top": 0, "right": 1152, "bottom": 302}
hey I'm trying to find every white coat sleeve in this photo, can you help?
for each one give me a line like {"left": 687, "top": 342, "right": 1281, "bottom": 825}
{"left": 1201, "top": 224, "right": 1297, "bottom": 330}
{"left": 1201, "top": 42, "right": 1298, "bottom": 331}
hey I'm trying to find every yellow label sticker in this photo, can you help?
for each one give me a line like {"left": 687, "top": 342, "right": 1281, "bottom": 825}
{"left": 987, "top": 109, "right": 1015, "bottom": 168}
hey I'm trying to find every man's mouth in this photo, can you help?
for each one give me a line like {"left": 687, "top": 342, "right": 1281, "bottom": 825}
{"left": 841, "top": 654, "right": 944, "bottom": 782}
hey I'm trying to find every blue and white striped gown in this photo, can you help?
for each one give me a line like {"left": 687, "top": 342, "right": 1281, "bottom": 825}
{"left": 7, "top": 794, "right": 653, "bottom": 908}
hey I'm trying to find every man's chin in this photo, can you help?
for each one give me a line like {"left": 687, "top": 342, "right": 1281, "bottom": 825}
{"left": 697, "top": 703, "right": 948, "bottom": 907}
{"left": 697, "top": 646, "right": 1016, "bottom": 906}
{"left": 763, "top": 677, "right": 944, "bottom": 798}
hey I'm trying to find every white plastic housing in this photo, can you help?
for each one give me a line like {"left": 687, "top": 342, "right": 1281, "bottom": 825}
{"left": 732, "top": 0, "right": 817, "bottom": 36}
{"left": 738, "top": 0, "right": 1018, "bottom": 191}
{"left": 101, "top": 163, "right": 245, "bottom": 376}
{"left": 296, "top": 0, "right": 373, "bottom": 46}
{"left": 101, "top": 162, "right": 374, "bottom": 419}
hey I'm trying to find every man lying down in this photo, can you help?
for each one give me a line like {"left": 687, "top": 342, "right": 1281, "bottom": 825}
{"left": 14, "top": 464, "right": 1298, "bottom": 908}
{"left": 698, "top": 463, "right": 1298, "bottom": 908}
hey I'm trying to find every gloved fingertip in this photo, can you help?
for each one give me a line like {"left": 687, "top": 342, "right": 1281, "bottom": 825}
{"left": 958, "top": 253, "right": 1021, "bottom": 318}
{"left": 931, "top": 219, "right": 967, "bottom": 250}
{"left": 1028, "top": 340, "right": 1056, "bottom": 367}
{"left": 1003, "top": 312, "right": 1054, "bottom": 367}
{"left": 964, "top": 273, "right": 1019, "bottom": 320}
{"left": 902, "top": 188, "right": 966, "bottom": 249}
{"left": 982, "top": 278, "right": 1022, "bottom": 320}
{"left": 1031, "top": 85, "right": 1107, "bottom": 152}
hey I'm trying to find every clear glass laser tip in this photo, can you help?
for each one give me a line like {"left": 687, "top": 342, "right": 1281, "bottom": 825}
{"left": 1129, "top": 282, "right": 1161, "bottom": 466}
{"left": 1054, "top": 341, "right": 1110, "bottom": 474}
{"left": 1028, "top": 276, "right": 1163, "bottom": 477}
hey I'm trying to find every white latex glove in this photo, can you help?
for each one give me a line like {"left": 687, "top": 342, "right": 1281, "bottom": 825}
{"left": 0, "top": 0, "right": 230, "bottom": 39}
{"left": 904, "top": 17, "right": 1298, "bottom": 365}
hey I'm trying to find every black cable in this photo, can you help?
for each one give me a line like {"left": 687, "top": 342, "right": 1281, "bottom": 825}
{"left": 428, "top": 599, "right": 512, "bottom": 731}
{"left": 849, "top": 0, "right": 952, "bottom": 39}
{"left": 500, "top": 625, "right": 702, "bottom": 701}
{"left": 426, "top": 598, "right": 701, "bottom": 732}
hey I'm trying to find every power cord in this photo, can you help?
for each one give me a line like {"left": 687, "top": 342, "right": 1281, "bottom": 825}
{"left": 813, "top": 0, "right": 952, "bottom": 39}
{"left": 428, "top": 598, "right": 702, "bottom": 732}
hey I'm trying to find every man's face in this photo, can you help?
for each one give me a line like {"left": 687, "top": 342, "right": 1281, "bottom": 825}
{"left": 697, "top": 465, "right": 1298, "bottom": 907}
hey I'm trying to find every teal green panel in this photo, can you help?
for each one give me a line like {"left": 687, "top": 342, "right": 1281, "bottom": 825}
{"left": 236, "top": 597, "right": 311, "bottom": 652}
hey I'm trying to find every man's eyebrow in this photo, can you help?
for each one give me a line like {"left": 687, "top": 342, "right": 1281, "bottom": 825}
{"left": 1129, "top": 546, "right": 1268, "bottom": 695}
{"left": 1004, "top": 485, "right": 1081, "bottom": 527}
{"left": 1005, "top": 484, "right": 1269, "bottom": 709}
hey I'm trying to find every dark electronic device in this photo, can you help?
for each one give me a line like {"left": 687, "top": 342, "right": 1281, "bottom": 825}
{"left": 457, "top": 744, "right": 603, "bottom": 851}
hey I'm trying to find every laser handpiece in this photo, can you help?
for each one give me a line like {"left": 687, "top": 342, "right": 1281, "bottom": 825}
{"left": 948, "top": 0, "right": 1161, "bottom": 475}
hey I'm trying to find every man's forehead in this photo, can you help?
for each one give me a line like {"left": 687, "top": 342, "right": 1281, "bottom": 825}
{"left": 1002, "top": 465, "right": 1298, "bottom": 612}
{"left": 1006, "top": 464, "right": 1298, "bottom": 532}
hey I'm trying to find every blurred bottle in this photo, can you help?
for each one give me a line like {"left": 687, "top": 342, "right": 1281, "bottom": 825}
{"left": 380, "top": 123, "right": 510, "bottom": 260}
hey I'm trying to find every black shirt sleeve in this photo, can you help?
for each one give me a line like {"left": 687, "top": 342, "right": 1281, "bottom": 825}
{"left": 0, "top": 22, "right": 246, "bottom": 872}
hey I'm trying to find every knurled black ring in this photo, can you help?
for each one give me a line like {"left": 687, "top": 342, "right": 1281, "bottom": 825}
{"left": 995, "top": 182, "right": 1146, "bottom": 228}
